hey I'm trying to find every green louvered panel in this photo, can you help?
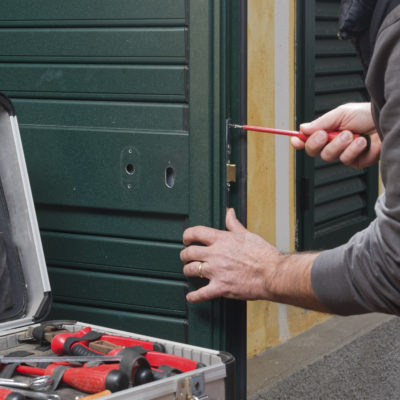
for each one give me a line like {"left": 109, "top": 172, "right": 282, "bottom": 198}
{"left": 42, "top": 232, "right": 183, "bottom": 278}
{"left": 0, "top": 64, "right": 186, "bottom": 101}
{"left": 0, "top": 0, "right": 186, "bottom": 26}
{"left": 0, "top": 28, "right": 185, "bottom": 64}
{"left": 316, "top": 56, "right": 364, "bottom": 74}
{"left": 296, "top": 0, "right": 378, "bottom": 250}
{"left": 50, "top": 303, "right": 187, "bottom": 342}
{"left": 48, "top": 267, "right": 187, "bottom": 316}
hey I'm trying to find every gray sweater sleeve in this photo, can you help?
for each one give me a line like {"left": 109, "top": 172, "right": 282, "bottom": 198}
{"left": 311, "top": 12, "right": 400, "bottom": 316}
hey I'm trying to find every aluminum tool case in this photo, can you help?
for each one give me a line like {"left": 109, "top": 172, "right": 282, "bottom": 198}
{"left": 0, "top": 95, "right": 234, "bottom": 400}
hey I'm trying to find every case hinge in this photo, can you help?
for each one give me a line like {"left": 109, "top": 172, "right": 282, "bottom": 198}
{"left": 176, "top": 374, "right": 209, "bottom": 400}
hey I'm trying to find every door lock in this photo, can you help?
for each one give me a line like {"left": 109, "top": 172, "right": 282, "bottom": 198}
{"left": 226, "top": 163, "right": 237, "bottom": 183}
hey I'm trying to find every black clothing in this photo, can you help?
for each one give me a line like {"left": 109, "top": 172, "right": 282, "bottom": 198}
{"left": 339, "top": 0, "right": 400, "bottom": 69}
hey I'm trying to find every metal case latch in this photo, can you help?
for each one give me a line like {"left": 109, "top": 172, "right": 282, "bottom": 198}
{"left": 176, "top": 374, "right": 209, "bottom": 400}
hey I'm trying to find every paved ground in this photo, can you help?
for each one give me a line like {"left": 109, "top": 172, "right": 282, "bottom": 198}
{"left": 247, "top": 313, "right": 399, "bottom": 399}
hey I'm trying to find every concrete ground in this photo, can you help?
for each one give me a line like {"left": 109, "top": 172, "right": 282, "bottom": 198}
{"left": 247, "top": 313, "right": 399, "bottom": 399}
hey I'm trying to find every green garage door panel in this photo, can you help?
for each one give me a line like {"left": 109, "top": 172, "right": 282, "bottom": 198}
{"left": 37, "top": 208, "right": 186, "bottom": 243}
{"left": 0, "top": 65, "right": 186, "bottom": 101}
{"left": 22, "top": 127, "right": 188, "bottom": 214}
{"left": 14, "top": 100, "right": 187, "bottom": 131}
{"left": 48, "top": 267, "right": 187, "bottom": 316}
{"left": 0, "top": 28, "right": 185, "bottom": 64}
{"left": 42, "top": 232, "right": 183, "bottom": 278}
{"left": 0, "top": 0, "right": 186, "bottom": 26}
{"left": 15, "top": 98, "right": 187, "bottom": 240}
{"left": 49, "top": 303, "right": 187, "bottom": 343}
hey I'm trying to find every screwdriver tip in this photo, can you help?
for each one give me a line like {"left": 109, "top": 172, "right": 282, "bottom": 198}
{"left": 230, "top": 123, "right": 243, "bottom": 129}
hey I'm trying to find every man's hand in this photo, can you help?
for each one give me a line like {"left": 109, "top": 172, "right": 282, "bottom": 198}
{"left": 181, "top": 208, "right": 278, "bottom": 302}
{"left": 181, "top": 209, "right": 329, "bottom": 312}
{"left": 291, "top": 102, "right": 381, "bottom": 169}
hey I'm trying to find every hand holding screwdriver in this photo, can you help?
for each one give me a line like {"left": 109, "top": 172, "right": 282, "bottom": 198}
{"left": 292, "top": 103, "right": 380, "bottom": 169}
{"left": 231, "top": 124, "right": 370, "bottom": 148}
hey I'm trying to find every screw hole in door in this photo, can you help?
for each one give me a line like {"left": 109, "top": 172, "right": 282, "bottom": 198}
{"left": 126, "top": 163, "right": 135, "bottom": 175}
{"left": 165, "top": 166, "right": 175, "bottom": 188}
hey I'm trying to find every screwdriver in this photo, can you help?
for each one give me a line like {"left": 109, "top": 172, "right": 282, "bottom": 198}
{"left": 10, "top": 364, "right": 128, "bottom": 394}
{"left": 230, "top": 124, "right": 370, "bottom": 146}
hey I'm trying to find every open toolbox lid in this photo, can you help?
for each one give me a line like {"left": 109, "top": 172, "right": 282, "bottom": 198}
{"left": 0, "top": 93, "right": 51, "bottom": 331}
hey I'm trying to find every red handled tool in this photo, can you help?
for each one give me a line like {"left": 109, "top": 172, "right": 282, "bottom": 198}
{"left": 230, "top": 124, "right": 370, "bottom": 146}
{"left": 73, "top": 341, "right": 200, "bottom": 373}
{"left": 50, "top": 328, "right": 199, "bottom": 372}
{"left": 50, "top": 327, "right": 92, "bottom": 354}
{"left": 92, "top": 334, "right": 165, "bottom": 353}
{"left": 11, "top": 364, "right": 128, "bottom": 394}
{"left": 106, "top": 347, "right": 199, "bottom": 372}
{"left": 0, "top": 388, "right": 25, "bottom": 400}
{"left": 51, "top": 327, "right": 165, "bottom": 355}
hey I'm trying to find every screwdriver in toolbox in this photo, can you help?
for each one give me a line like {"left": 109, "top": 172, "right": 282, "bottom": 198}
{"left": 3, "top": 364, "right": 128, "bottom": 394}
{"left": 230, "top": 124, "right": 370, "bottom": 147}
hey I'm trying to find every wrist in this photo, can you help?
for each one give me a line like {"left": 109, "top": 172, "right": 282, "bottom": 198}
{"left": 265, "top": 252, "right": 323, "bottom": 309}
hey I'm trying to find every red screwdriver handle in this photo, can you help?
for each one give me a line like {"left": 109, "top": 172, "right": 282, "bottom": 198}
{"left": 0, "top": 388, "right": 25, "bottom": 400}
{"left": 299, "top": 131, "right": 362, "bottom": 143}
{"left": 44, "top": 364, "right": 128, "bottom": 394}
{"left": 319, "top": 131, "right": 370, "bottom": 149}
{"left": 62, "top": 366, "right": 127, "bottom": 393}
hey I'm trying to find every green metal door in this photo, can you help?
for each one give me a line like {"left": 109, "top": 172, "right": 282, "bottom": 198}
{"left": 296, "top": 0, "right": 379, "bottom": 250}
{"left": 0, "top": 1, "right": 247, "bottom": 397}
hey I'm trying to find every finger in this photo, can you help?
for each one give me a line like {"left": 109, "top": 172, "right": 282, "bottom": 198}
{"left": 183, "top": 261, "right": 210, "bottom": 279}
{"left": 186, "top": 283, "right": 220, "bottom": 303}
{"left": 300, "top": 107, "right": 342, "bottom": 134}
{"left": 226, "top": 208, "right": 247, "bottom": 233}
{"left": 349, "top": 135, "right": 381, "bottom": 169}
{"left": 304, "top": 130, "right": 328, "bottom": 157}
{"left": 320, "top": 130, "right": 354, "bottom": 162}
{"left": 180, "top": 245, "right": 209, "bottom": 264}
{"left": 291, "top": 136, "right": 305, "bottom": 150}
{"left": 183, "top": 225, "right": 219, "bottom": 246}
{"left": 339, "top": 136, "right": 368, "bottom": 166}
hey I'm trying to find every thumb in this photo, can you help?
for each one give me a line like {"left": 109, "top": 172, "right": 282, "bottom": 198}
{"left": 226, "top": 208, "right": 247, "bottom": 233}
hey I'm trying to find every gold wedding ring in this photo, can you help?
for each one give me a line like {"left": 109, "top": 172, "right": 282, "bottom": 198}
{"left": 198, "top": 262, "right": 204, "bottom": 279}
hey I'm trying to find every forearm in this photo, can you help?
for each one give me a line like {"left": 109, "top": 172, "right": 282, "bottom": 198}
{"left": 266, "top": 252, "right": 332, "bottom": 313}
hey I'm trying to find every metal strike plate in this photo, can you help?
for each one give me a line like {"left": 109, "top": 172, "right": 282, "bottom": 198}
{"left": 176, "top": 374, "right": 209, "bottom": 400}
{"left": 226, "top": 163, "right": 237, "bottom": 183}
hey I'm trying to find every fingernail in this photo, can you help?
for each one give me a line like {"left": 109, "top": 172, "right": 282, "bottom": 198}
{"left": 315, "top": 132, "right": 326, "bottom": 144}
{"left": 340, "top": 131, "right": 352, "bottom": 142}
{"left": 355, "top": 137, "right": 367, "bottom": 148}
